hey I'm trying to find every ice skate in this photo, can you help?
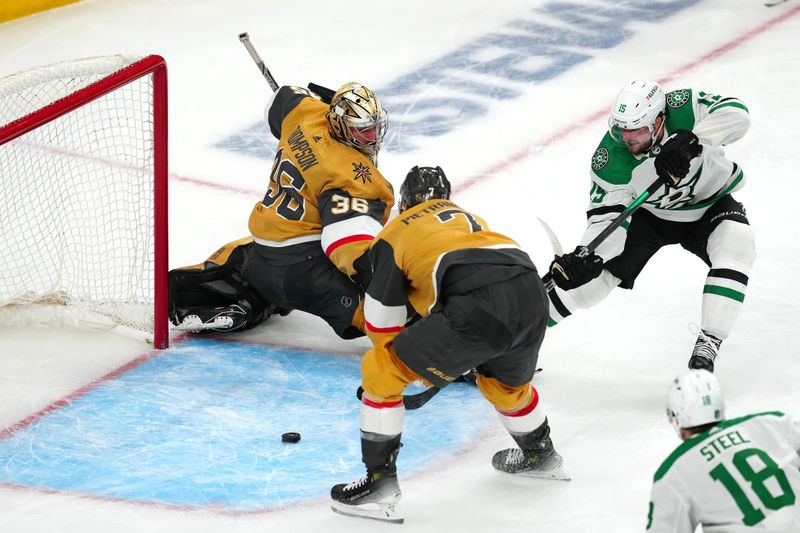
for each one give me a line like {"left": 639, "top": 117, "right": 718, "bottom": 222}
{"left": 492, "top": 446, "right": 570, "bottom": 481}
{"left": 492, "top": 422, "right": 570, "bottom": 481}
{"left": 688, "top": 330, "right": 722, "bottom": 373}
{"left": 331, "top": 471, "right": 403, "bottom": 524}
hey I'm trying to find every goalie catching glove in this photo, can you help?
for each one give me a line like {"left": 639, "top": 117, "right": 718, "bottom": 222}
{"left": 654, "top": 129, "right": 702, "bottom": 187}
{"left": 549, "top": 246, "right": 604, "bottom": 290}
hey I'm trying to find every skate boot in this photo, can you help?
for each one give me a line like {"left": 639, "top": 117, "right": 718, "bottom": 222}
{"left": 331, "top": 470, "right": 402, "bottom": 524}
{"left": 688, "top": 330, "right": 722, "bottom": 373}
{"left": 492, "top": 420, "right": 570, "bottom": 481}
{"left": 331, "top": 439, "right": 403, "bottom": 523}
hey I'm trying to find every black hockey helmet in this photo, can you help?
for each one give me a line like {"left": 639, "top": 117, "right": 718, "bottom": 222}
{"left": 399, "top": 166, "right": 451, "bottom": 213}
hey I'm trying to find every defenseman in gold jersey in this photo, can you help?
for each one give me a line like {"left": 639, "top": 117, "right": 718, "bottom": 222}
{"left": 169, "top": 83, "right": 394, "bottom": 339}
{"left": 330, "top": 166, "right": 569, "bottom": 524}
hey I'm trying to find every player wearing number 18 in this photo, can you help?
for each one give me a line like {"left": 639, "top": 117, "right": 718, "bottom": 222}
{"left": 330, "top": 166, "right": 568, "bottom": 524}
{"left": 646, "top": 370, "right": 800, "bottom": 532}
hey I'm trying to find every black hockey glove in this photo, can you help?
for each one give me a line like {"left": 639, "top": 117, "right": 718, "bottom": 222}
{"left": 351, "top": 252, "right": 373, "bottom": 292}
{"left": 654, "top": 129, "right": 703, "bottom": 187}
{"left": 549, "top": 246, "right": 604, "bottom": 290}
{"left": 308, "top": 82, "right": 335, "bottom": 104}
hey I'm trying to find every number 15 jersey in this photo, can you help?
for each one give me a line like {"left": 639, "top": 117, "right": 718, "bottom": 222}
{"left": 647, "top": 412, "right": 800, "bottom": 533}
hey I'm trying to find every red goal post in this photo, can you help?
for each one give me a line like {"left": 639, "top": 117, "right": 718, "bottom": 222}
{"left": 0, "top": 55, "right": 169, "bottom": 348}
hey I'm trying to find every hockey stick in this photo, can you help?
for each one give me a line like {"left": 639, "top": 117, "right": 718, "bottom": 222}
{"left": 575, "top": 179, "right": 664, "bottom": 257}
{"left": 537, "top": 217, "right": 564, "bottom": 257}
{"left": 357, "top": 385, "right": 441, "bottom": 411}
{"left": 385, "top": 367, "right": 532, "bottom": 410}
{"left": 356, "top": 370, "right": 478, "bottom": 410}
{"left": 238, "top": 32, "right": 279, "bottom": 92}
{"left": 542, "top": 179, "right": 664, "bottom": 262}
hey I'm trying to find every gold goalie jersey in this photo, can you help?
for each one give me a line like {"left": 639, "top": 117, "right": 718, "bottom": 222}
{"left": 364, "top": 199, "right": 535, "bottom": 342}
{"left": 248, "top": 86, "right": 394, "bottom": 277}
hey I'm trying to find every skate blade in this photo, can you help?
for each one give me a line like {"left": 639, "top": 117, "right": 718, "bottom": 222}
{"left": 331, "top": 501, "right": 404, "bottom": 524}
{"left": 516, "top": 466, "right": 571, "bottom": 481}
{"left": 496, "top": 467, "right": 571, "bottom": 481}
{"left": 495, "top": 461, "right": 572, "bottom": 482}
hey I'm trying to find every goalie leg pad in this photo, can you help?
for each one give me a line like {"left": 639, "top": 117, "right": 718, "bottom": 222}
{"left": 169, "top": 239, "right": 274, "bottom": 332}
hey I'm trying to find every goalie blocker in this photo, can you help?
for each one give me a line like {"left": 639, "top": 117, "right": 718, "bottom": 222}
{"left": 169, "top": 237, "right": 284, "bottom": 333}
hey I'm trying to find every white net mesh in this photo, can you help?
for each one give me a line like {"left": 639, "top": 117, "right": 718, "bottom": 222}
{"left": 0, "top": 56, "right": 158, "bottom": 337}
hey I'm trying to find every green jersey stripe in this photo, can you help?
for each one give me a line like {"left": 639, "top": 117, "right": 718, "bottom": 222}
{"left": 709, "top": 101, "right": 749, "bottom": 114}
{"left": 704, "top": 285, "right": 746, "bottom": 302}
{"left": 653, "top": 412, "right": 785, "bottom": 482}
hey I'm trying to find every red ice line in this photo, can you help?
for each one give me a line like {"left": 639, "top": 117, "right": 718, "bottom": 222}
{"left": 0, "top": 350, "right": 162, "bottom": 441}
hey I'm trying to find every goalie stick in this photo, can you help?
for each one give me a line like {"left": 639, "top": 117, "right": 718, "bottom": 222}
{"left": 238, "top": 32, "right": 336, "bottom": 103}
{"left": 238, "top": 32, "right": 279, "bottom": 92}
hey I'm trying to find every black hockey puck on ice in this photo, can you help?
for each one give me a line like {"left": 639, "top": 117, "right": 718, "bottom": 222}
{"left": 281, "top": 432, "right": 301, "bottom": 443}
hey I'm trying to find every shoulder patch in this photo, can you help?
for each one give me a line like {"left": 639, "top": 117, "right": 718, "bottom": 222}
{"left": 352, "top": 162, "right": 373, "bottom": 183}
{"left": 666, "top": 89, "right": 690, "bottom": 109}
{"left": 592, "top": 147, "right": 609, "bottom": 171}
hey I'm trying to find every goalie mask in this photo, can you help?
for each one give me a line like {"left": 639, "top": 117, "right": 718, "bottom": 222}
{"left": 326, "top": 82, "right": 388, "bottom": 164}
{"left": 608, "top": 79, "right": 666, "bottom": 155}
{"left": 666, "top": 370, "right": 725, "bottom": 435}
{"left": 399, "top": 165, "right": 451, "bottom": 213}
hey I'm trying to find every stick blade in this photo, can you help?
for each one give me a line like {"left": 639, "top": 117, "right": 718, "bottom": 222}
{"left": 536, "top": 216, "right": 564, "bottom": 256}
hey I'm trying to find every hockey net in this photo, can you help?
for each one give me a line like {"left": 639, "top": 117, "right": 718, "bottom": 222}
{"left": 0, "top": 55, "right": 168, "bottom": 348}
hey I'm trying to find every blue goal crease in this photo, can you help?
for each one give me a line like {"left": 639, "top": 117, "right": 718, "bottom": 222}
{"left": 0, "top": 338, "right": 490, "bottom": 511}
{"left": 215, "top": 0, "right": 701, "bottom": 159}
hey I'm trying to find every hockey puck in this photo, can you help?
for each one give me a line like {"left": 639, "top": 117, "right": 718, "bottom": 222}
{"left": 281, "top": 432, "right": 301, "bottom": 443}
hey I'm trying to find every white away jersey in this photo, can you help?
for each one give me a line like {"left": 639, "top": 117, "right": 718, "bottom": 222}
{"left": 585, "top": 88, "right": 750, "bottom": 262}
{"left": 647, "top": 412, "right": 800, "bottom": 533}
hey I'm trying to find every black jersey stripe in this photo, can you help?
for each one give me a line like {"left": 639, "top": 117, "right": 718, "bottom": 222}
{"left": 586, "top": 204, "right": 625, "bottom": 220}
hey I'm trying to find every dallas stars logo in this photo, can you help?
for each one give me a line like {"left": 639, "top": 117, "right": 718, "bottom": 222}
{"left": 667, "top": 89, "right": 690, "bottom": 108}
{"left": 352, "top": 162, "right": 372, "bottom": 183}
{"left": 591, "top": 147, "right": 609, "bottom": 171}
